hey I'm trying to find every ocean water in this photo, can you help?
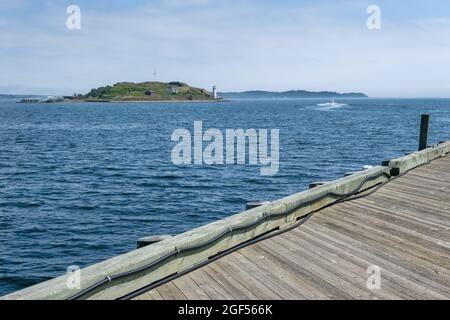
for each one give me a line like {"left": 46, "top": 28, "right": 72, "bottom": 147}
{"left": 0, "top": 97, "right": 449, "bottom": 296}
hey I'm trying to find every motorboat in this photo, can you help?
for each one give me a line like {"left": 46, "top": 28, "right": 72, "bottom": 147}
{"left": 317, "top": 99, "right": 347, "bottom": 108}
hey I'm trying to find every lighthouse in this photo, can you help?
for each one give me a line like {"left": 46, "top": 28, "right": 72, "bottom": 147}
{"left": 212, "top": 85, "right": 217, "bottom": 100}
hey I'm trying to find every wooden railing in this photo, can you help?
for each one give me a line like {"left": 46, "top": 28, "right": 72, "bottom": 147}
{"left": 2, "top": 138, "right": 449, "bottom": 300}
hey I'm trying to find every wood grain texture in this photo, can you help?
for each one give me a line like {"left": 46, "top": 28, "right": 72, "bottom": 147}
{"left": 138, "top": 156, "right": 450, "bottom": 300}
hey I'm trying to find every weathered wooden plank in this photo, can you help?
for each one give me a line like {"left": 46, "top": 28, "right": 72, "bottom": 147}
{"left": 171, "top": 275, "right": 210, "bottom": 300}
{"left": 236, "top": 250, "right": 311, "bottom": 300}
{"left": 300, "top": 223, "right": 450, "bottom": 298}
{"left": 240, "top": 245, "right": 330, "bottom": 299}
{"left": 226, "top": 252, "right": 301, "bottom": 300}
{"left": 335, "top": 203, "right": 450, "bottom": 246}
{"left": 142, "top": 155, "right": 450, "bottom": 301}
{"left": 3, "top": 165, "right": 392, "bottom": 300}
{"left": 319, "top": 209, "right": 450, "bottom": 279}
{"left": 156, "top": 282, "right": 187, "bottom": 300}
{"left": 297, "top": 227, "right": 444, "bottom": 299}
{"left": 133, "top": 153, "right": 450, "bottom": 301}
{"left": 202, "top": 263, "right": 259, "bottom": 300}
{"left": 4, "top": 145, "right": 450, "bottom": 301}
{"left": 269, "top": 235, "right": 379, "bottom": 299}
{"left": 185, "top": 269, "right": 234, "bottom": 300}
{"left": 286, "top": 228, "right": 418, "bottom": 300}
{"left": 214, "top": 256, "right": 282, "bottom": 300}
{"left": 356, "top": 191, "right": 450, "bottom": 227}
{"left": 252, "top": 242, "right": 352, "bottom": 299}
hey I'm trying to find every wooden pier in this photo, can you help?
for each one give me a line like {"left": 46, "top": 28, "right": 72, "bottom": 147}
{"left": 137, "top": 155, "right": 450, "bottom": 300}
{"left": 2, "top": 139, "right": 450, "bottom": 300}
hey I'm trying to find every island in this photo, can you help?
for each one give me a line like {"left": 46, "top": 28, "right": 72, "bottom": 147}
{"left": 219, "top": 90, "right": 368, "bottom": 99}
{"left": 72, "top": 81, "right": 218, "bottom": 102}
{"left": 15, "top": 84, "right": 368, "bottom": 104}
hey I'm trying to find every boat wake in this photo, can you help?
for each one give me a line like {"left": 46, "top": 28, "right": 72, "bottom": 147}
{"left": 317, "top": 100, "right": 348, "bottom": 109}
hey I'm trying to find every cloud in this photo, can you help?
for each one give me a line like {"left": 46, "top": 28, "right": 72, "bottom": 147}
{"left": 161, "top": 0, "right": 210, "bottom": 7}
{"left": 0, "top": 0, "right": 449, "bottom": 97}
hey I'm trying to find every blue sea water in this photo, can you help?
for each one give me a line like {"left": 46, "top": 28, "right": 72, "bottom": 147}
{"left": 0, "top": 97, "right": 449, "bottom": 296}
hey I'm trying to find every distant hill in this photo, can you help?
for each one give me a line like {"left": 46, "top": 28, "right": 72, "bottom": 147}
{"left": 82, "top": 82, "right": 214, "bottom": 102}
{"left": 219, "top": 90, "right": 368, "bottom": 99}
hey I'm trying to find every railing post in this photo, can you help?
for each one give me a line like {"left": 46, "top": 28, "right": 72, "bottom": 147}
{"left": 419, "top": 114, "right": 430, "bottom": 151}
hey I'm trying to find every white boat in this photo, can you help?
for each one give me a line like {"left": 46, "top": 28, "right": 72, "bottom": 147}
{"left": 317, "top": 99, "right": 347, "bottom": 108}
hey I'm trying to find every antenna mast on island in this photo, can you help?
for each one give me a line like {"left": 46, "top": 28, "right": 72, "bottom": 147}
{"left": 153, "top": 69, "right": 157, "bottom": 82}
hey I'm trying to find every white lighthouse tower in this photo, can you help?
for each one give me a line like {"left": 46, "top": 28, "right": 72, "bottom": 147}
{"left": 212, "top": 85, "right": 217, "bottom": 100}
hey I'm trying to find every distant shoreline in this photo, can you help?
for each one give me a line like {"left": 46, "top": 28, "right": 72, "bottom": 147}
{"left": 219, "top": 90, "right": 368, "bottom": 100}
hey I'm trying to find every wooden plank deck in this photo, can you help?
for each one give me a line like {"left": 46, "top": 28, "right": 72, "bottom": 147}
{"left": 136, "top": 156, "right": 450, "bottom": 300}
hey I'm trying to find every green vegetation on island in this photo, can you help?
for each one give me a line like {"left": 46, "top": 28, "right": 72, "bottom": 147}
{"left": 81, "top": 81, "right": 215, "bottom": 102}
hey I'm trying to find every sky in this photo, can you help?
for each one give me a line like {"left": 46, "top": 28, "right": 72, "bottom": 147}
{"left": 1, "top": 0, "right": 450, "bottom": 97}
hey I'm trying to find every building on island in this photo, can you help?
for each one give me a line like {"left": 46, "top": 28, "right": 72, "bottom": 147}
{"left": 168, "top": 86, "right": 178, "bottom": 95}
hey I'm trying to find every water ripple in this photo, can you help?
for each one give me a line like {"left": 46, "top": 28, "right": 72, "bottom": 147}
{"left": 1, "top": 97, "right": 450, "bottom": 295}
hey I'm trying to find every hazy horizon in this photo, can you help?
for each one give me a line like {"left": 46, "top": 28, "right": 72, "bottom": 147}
{"left": 1, "top": 0, "right": 450, "bottom": 98}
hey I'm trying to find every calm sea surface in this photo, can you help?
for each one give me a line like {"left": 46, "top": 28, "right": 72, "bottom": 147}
{"left": 1, "top": 97, "right": 449, "bottom": 295}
